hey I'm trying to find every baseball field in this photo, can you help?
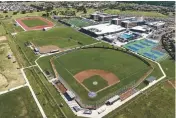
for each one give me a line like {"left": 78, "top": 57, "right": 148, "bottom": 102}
{"left": 38, "top": 47, "right": 153, "bottom": 104}
{"left": 14, "top": 26, "right": 98, "bottom": 64}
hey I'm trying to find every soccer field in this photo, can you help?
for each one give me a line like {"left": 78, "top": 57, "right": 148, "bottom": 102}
{"left": 38, "top": 47, "right": 152, "bottom": 105}
{"left": 22, "top": 19, "right": 48, "bottom": 27}
{"left": 15, "top": 27, "right": 97, "bottom": 48}
{"left": 62, "top": 18, "right": 97, "bottom": 27}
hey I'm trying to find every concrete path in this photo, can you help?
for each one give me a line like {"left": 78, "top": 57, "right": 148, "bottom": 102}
{"left": 21, "top": 68, "right": 47, "bottom": 118}
{"left": 0, "top": 84, "right": 27, "bottom": 95}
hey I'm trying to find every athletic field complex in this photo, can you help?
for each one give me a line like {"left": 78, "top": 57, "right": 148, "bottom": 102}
{"left": 0, "top": 12, "right": 172, "bottom": 118}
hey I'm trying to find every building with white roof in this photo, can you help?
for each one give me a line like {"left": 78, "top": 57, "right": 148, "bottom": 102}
{"left": 146, "top": 21, "right": 165, "bottom": 29}
{"left": 130, "top": 25, "right": 152, "bottom": 33}
{"left": 80, "top": 23, "right": 126, "bottom": 37}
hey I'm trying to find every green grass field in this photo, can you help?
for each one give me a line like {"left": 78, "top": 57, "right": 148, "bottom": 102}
{"left": 104, "top": 82, "right": 175, "bottom": 118}
{"left": 0, "top": 24, "right": 6, "bottom": 35}
{"left": 0, "top": 87, "right": 42, "bottom": 118}
{"left": 49, "top": 48, "right": 151, "bottom": 103}
{"left": 24, "top": 66, "right": 76, "bottom": 118}
{"left": 1, "top": 19, "right": 23, "bottom": 33}
{"left": 15, "top": 27, "right": 97, "bottom": 48}
{"left": 82, "top": 75, "right": 108, "bottom": 92}
{"left": 13, "top": 26, "right": 97, "bottom": 64}
{"left": 62, "top": 18, "right": 96, "bottom": 27}
{"left": 104, "top": 9, "right": 168, "bottom": 18}
{"left": 104, "top": 58, "right": 175, "bottom": 118}
{"left": 22, "top": 19, "right": 48, "bottom": 27}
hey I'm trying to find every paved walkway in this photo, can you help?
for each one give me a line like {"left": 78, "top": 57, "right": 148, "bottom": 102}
{"left": 21, "top": 68, "right": 47, "bottom": 118}
{"left": 0, "top": 84, "right": 27, "bottom": 95}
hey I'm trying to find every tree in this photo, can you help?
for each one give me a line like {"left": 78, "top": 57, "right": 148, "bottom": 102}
{"left": 29, "top": 10, "right": 33, "bottom": 13}
{"left": 46, "top": 12, "right": 50, "bottom": 17}
{"left": 21, "top": 11, "right": 26, "bottom": 14}
{"left": 13, "top": 12, "right": 18, "bottom": 15}
{"left": 3, "top": 10, "right": 8, "bottom": 13}
{"left": 46, "top": 6, "right": 53, "bottom": 12}
{"left": 42, "top": 13, "right": 47, "bottom": 17}
{"left": 83, "top": 7, "right": 87, "bottom": 14}
{"left": 53, "top": 11, "right": 57, "bottom": 15}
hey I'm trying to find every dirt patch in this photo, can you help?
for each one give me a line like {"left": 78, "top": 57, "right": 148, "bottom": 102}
{"left": 74, "top": 69, "right": 120, "bottom": 86}
{"left": 0, "top": 73, "right": 9, "bottom": 88}
{"left": 165, "top": 80, "right": 175, "bottom": 89}
{"left": 0, "top": 36, "right": 7, "bottom": 42}
{"left": 120, "top": 88, "right": 137, "bottom": 101}
{"left": 38, "top": 45, "right": 62, "bottom": 54}
{"left": 0, "top": 42, "right": 25, "bottom": 91}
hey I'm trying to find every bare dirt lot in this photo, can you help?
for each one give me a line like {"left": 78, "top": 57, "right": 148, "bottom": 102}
{"left": 74, "top": 69, "right": 120, "bottom": 86}
{"left": 0, "top": 36, "right": 7, "bottom": 41}
{"left": 38, "top": 45, "right": 61, "bottom": 54}
{"left": 0, "top": 38, "right": 25, "bottom": 91}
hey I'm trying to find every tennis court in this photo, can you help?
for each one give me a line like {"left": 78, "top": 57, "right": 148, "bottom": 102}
{"left": 123, "top": 39, "right": 168, "bottom": 61}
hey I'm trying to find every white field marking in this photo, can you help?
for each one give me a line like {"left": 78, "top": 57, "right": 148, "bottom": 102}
{"left": 15, "top": 19, "right": 27, "bottom": 31}
{"left": 34, "top": 59, "right": 68, "bottom": 118}
{"left": 23, "top": 65, "right": 37, "bottom": 69}
{"left": 0, "top": 84, "right": 27, "bottom": 95}
{"left": 21, "top": 68, "right": 47, "bottom": 118}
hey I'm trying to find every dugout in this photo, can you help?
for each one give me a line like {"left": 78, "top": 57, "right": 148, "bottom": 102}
{"left": 144, "top": 76, "right": 156, "bottom": 85}
{"left": 105, "top": 95, "right": 120, "bottom": 105}
{"left": 65, "top": 90, "right": 75, "bottom": 101}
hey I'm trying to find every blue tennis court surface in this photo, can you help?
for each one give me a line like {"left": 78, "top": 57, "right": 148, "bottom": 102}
{"left": 120, "top": 33, "right": 132, "bottom": 39}
{"left": 134, "top": 44, "right": 145, "bottom": 48}
{"left": 127, "top": 46, "right": 139, "bottom": 52}
{"left": 123, "top": 39, "right": 168, "bottom": 61}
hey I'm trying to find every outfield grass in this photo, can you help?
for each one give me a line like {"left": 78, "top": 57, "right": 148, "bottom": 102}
{"left": 82, "top": 75, "right": 108, "bottom": 92}
{"left": 22, "top": 19, "right": 48, "bottom": 27}
{"left": 52, "top": 48, "right": 151, "bottom": 102}
{"left": 0, "top": 87, "right": 42, "bottom": 118}
{"left": 104, "top": 58, "right": 175, "bottom": 118}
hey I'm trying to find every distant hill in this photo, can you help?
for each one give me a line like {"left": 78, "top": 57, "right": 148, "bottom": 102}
{"left": 122, "top": 1, "right": 175, "bottom": 7}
